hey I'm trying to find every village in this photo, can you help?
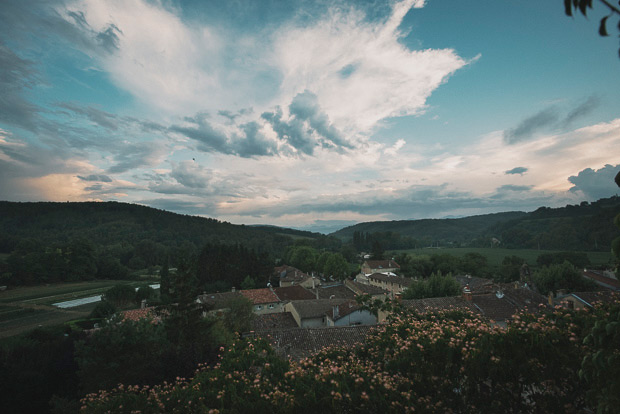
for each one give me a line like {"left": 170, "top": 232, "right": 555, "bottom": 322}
{"left": 122, "top": 258, "right": 620, "bottom": 360}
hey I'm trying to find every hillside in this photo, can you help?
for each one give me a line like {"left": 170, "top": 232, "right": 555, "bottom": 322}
{"left": 331, "top": 196, "right": 620, "bottom": 251}
{"left": 0, "top": 201, "right": 323, "bottom": 255}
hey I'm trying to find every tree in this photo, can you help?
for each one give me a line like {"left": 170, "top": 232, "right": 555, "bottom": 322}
{"left": 288, "top": 246, "right": 317, "bottom": 273}
{"left": 564, "top": 0, "right": 620, "bottom": 58}
{"left": 498, "top": 255, "right": 526, "bottom": 283}
{"left": 240, "top": 275, "right": 256, "bottom": 290}
{"left": 323, "top": 253, "right": 349, "bottom": 280}
{"left": 102, "top": 284, "right": 136, "bottom": 308}
{"left": 402, "top": 271, "right": 461, "bottom": 299}
{"left": 532, "top": 261, "right": 597, "bottom": 295}
{"left": 370, "top": 239, "right": 384, "bottom": 260}
{"left": 222, "top": 296, "right": 255, "bottom": 334}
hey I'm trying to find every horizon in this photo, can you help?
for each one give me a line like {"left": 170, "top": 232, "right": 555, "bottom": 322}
{"left": 1, "top": 0, "right": 619, "bottom": 229}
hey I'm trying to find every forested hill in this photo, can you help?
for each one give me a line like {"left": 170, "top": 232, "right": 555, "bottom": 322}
{"left": 0, "top": 201, "right": 320, "bottom": 256}
{"left": 331, "top": 196, "right": 620, "bottom": 251}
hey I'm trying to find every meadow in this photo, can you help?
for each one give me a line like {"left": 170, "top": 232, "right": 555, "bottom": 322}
{"left": 390, "top": 247, "right": 614, "bottom": 268}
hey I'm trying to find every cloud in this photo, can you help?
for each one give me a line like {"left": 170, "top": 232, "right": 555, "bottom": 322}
{"left": 568, "top": 164, "right": 620, "bottom": 199}
{"left": 107, "top": 141, "right": 166, "bottom": 174}
{"left": 503, "top": 108, "right": 559, "bottom": 144}
{"left": 0, "top": 43, "right": 41, "bottom": 131}
{"left": 505, "top": 167, "right": 528, "bottom": 175}
{"left": 77, "top": 174, "right": 112, "bottom": 182}
{"left": 504, "top": 96, "right": 602, "bottom": 145}
{"left": 563, "top": 95, "right": 600, "bottom": 127}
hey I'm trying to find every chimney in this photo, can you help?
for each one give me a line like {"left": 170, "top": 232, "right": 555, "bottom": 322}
{"left": 315, "top": 288, "right": 319, "bottom": 300}
{"left": 462, "top": 285, "right": 472, "bottom": 301}
{"left": 548, "top": 291, "right": 554, "bottom": 306}
{"left": 333, "top": 305, "right": 339, "bottom": 320}
{"left": 141, "top": 299, "right": 147, "bottom": 309}
{"left": 312, "top": 277, "right": 316, "bottom": 289}
{"left": 231, "top": 286, "right": 236, "bottom": 293}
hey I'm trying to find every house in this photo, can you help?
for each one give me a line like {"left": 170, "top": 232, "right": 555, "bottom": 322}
{"left": 467, "top": 286, "right": 547, "bottom": 328}
{"left": 274, "top": 265, "right": 321, "bottom": 288}
{"left": 325, "top": 301, "right": 377, "bottom": 327}
{"left": 239, "top": 288, "right": 282, "bottom": 314}
{"left": 344, "top": 279, "right": 388, "bottom": 300}
{"left": 309, "top": 283, "right": 357, "bottom": 300}
{"left": 285, "top": 299, "right": 349, "bottom": 328}
{"left": 120, "top": 306, "right": 161, "bottom": 324}
{"left": 455, "top": 274, "right": 494, "bottom": 293}
{"left": 582, "top": 269, "right": 620, "bottom": 291}
{"left": 555, "top": 290, "right": 619, "bottom": 310}
{"left": 367, "top": 273, "right": 413, "bottom": 296}
{"left": 251, "top": 312, "right": 299, "bottom": 331}
{"left": 274, "top": 285, "right": 316, "bottom": 301}
{"left": 196, "top": 291, "right": 241, "bottom": 310}
{"left": 361, "top": 259, "right": 400, "bottom": 275}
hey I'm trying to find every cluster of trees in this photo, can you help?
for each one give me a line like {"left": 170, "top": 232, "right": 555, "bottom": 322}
{"left": 284, "top": 245, "right": 351, "bottom": 280}
{"left": 78, "top": 299, "right": 620, "bottom": 413}
{"left": 395, "top": 252, "right": 491, "bottom": 279}
{"left": 401, "top": 271, "right": 461, "bottom": 300}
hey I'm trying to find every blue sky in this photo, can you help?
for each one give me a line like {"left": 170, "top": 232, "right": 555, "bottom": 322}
{"left": 1, "top": 0, "right": 619, "bottom": 232}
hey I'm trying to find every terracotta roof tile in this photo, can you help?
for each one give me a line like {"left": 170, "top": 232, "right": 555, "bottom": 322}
{"left": 274, "top": 285, "right": 316, "bottom": 301}
{"left": 240, "top": 288, "right": 280, "bottom": 305}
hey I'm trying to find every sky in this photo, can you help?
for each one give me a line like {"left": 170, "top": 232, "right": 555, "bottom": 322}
{"left": 1, "top": 0, "right": 619, "bottom": 233}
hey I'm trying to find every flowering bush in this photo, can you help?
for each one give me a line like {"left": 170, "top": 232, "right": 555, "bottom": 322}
{"left": 80, "top": 301, "right": 619, "bottom": 413}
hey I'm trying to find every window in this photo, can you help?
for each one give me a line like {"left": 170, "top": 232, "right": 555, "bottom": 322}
{"left": 268, "top": 304, "right": 275, "bottom": 309}
{"left": 256, "top": 305, "right": 263, "bottom": 311}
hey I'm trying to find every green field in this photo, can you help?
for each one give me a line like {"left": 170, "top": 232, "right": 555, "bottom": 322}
{"left": 0, "top": 279, "right": 157, "bottom": 338}
{"left": 389, "top": 247, "right": 614, "bottom": 268}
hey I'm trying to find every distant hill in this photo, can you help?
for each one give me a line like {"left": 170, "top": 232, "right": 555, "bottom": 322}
{"left": 331, "top": 197, "right": 620, "bottom": 251}
{"left": 0, "top": 201, "right": 321, "bottom": 255}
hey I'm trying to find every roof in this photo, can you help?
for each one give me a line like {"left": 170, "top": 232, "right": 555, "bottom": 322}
{"left": 583, "top": 270, "right": 620, "bottom": 290}
{"left": 346, "top": 280, "right": 387, "bottom": 296}
{"left": 256, "top": 325, "right": 376, "bottom": 359}
{"left": 274, "top": 285, "right": 316, "bottom": 301}
{"left": 251, "top": 312, "right": 299, "bottom": 331}
{"left": 368, "top": 273, "right": 413, "bottom": 287}
{"left": 240, "top": 288, "right": 280, "bottom": 305}
{"left": 472, "top": 293, "right": 519, "bottom": 322}
{"left": 363, "top": 260, "right": 400, "bottom": 270}
{"left": 289, "top": 299, "right": 351, "bottom": 319}
{"left": 401, "top": 296, "right": 478, "bottom": 314}
{"left": 566, "top": 291, "right": 619, "bottom": 307}
{"left": 328, "top": 300, "right": 363, "bottom": 321}
{"left": 275, "top": 265, "right": 311, "bottom": 283}
{"left": 310, "top": 283, "right": 357, "bottom": 300}
{"left": 121, "top": 306, "right": 159, "bottom": 323}
{"left": 196, "top": 291, "right": 241, "bottom": 309}
{"left": 455, "top": 275, "right": 494, "bottom": 293}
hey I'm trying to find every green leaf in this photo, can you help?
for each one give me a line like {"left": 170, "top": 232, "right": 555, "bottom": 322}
{"left": 599, "top": 16, "right": 610, "bottom": 37}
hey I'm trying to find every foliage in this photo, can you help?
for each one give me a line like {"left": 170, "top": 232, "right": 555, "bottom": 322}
{"left": 336, "top": 197, "right": 620, "bottom": 251}
{"left": 532, "top": 261, "right": 597, "bottom": 295}
{"left": 89, "top": 301, "right": 117, "bottom": 319}
{"left": 196, "top": 243, "right": 272, "bottom": 292}
{"left": 102, "top": 284, "right": 136, "bottom": 308}
{"left": 286, "top": 245, "right": 317, "bottom": 273}
{"left": 537, "top": 251, "right": 591, "bottom": 268}
{"left": 79, "top": 301, "right": 620, "bottom": 414}
{"left": 222, "top": 296, "right": 255, "bottom": 334}
{"left": 135, "top": 285, "right": 157, "bottom": 305}
{"left": 401, "top": 271, "right": 461, "bottom": 300}
{"left": 564, "top": 0, "right": 620, "bottom": 58}
{"left": 498, "top": 255, "right": 526, "bottom": 283}
{"left": 323, "top": 253, "right": 349, "bottom": 280}
{"left": 580, "top": 303, "right": 620, "bottom": 413}
{"left": 0, "top": 326, "right": 81, "bottom": 414}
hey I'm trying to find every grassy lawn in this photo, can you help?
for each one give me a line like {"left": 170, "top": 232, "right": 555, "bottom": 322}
{"left": 0, "top": 280, "right": 156, "bottom": 338}
{"left": 0, "top": 279, "right": 155, "bottom": 305}
{"left": 389, "top": 247, "right": 614, "bottom": 268}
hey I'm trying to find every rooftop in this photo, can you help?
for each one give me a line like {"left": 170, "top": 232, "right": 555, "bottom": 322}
{"left": 363, "top": 259, "right": 400, "bottom": 270}
{"left": 401, "top": 296, "right": 478, "bottom": 314}
{"left": 274, "top": 285, "right": 316, "bottom": 301}
{"left": 240, "top": 288, "right": 280, "bottom": 305}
